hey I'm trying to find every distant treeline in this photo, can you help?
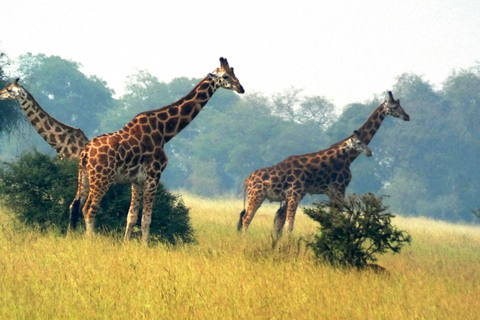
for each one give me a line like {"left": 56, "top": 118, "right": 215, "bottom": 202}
{"left": 1, "top": 53, "right": 479, "bottom": 222}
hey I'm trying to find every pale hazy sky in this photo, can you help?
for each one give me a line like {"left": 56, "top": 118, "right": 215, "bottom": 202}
{"left": 1, "top": 0, "right": 479, "bottom": 108}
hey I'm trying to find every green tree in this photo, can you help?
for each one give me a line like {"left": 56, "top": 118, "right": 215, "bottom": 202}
{"left": 100, "top": 71, "right": 190, "bottom": 132}
{"left": 16, "top": 53, "right": 116, "bottom": 137}
{"left": 441, "top": 67, "right": 480, "bottom": 219}
{"left": 304, "top": 193, "right": 411, "bottom": 270}
{"left": 0, "top": 51, "right": 23, "bottom": 134}
{"left": 271, "top": 87, "right": 302, "bottom": 122}
{"left": 297, "top": 95, "right": 336, "bottom": 129}
{"left": 180, "top": 91, "right": 333, "bottom": 195}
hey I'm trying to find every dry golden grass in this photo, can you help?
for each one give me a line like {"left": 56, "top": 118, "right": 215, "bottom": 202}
{"left": 1, "top": 193, "right": 479, "bottom": 319}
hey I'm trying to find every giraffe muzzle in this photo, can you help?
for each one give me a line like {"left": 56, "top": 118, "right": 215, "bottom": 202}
{"left": 235, "top": 84, "right": 245, "bottom": 94}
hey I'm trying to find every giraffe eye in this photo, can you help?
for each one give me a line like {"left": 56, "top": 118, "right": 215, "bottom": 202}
{"left": 222, "top": 74, "right": 229, "bottom": 79}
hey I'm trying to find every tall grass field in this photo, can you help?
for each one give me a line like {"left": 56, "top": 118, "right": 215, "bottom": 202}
{"left": 1, "top": 193, "right": 479, "bottom": 319}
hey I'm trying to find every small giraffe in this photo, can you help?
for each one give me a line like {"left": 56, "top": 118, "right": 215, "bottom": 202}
{"left": 69, "top": 57, "right": 244, "bottom": 243}
{"left": 0, "top": 78, "right": 89, "bottom": 159}
{"left": 239, "top": 91, "right": 409, "bottom": 235}
{"left": 238, "top": 131, "right": 372, "bottom": 235}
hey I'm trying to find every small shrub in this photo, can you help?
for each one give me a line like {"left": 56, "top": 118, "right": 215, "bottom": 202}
{"left": 304, "top": 193, "right": 411, "bottom": 270}
{"left": 0, "top": 150, "right": 196, "bottom": 244}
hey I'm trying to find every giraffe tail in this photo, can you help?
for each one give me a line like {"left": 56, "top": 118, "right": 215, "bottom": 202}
{"left": 237, "top": 180, "right": 248, "bottom": 231}
{"left": 68, "top": 160, "right": 88, "bottom": 231}
{"left": 69, "top": 199, "right": 81, "bottom": 230}
{"left": 237, "top": 209, "right": 246, "bottom": 231}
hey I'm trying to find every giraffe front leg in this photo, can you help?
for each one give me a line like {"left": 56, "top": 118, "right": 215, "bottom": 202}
{"left": 284, "top": 192, "right": 304, "bottom": 233}
{"left": 273, "top": 201, "right": 287, "bottom": 237}
{"left": 327, "top": 185, "right": 346, "bottom": 212}
{"left": 140, "top": 178, "right": 160, "bottom": 244}
{"left": 124, "top": 183, "right": 144, "bottom": 242}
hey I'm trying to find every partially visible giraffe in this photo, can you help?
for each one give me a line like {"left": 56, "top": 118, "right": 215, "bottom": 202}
{"left": 0, "top": 78, "right": 89, "bottom": 159}
{"left": 239, "top": 91, "right": 410, "bottom": 235}
{"left": 69, "top": 57, "right": 244, "bottom": 243}
{"left": 238, "top": 131, "right": 372, "bottom": 236}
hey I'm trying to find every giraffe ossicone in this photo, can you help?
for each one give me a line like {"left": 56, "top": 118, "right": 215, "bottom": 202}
{"left": 0, "top": 78, "right": 89, "bottom": 159}
{"left": 69, "top": 57, "right": 244, "bottom": 243}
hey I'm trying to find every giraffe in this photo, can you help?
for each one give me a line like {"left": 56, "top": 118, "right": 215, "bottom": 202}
{"left": 238, "top": 91, "right": 410, "bottom": 235}
{"left": 238, "top": 131, "right": 372, "bottom": 236}
{"left": 69, "top": 57, "right": 244, "bottom": 243}
{"left": 0, "top": 78, "right": 89, "bottom": 159}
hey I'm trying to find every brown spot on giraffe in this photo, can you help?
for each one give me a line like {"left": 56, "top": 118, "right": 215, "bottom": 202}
{"left": 69, "top": 58, "right": 244, "bottom": 243}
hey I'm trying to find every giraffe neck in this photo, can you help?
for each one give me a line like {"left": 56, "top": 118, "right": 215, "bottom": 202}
{"left": 16, "top": 87, "right": 89, "bottom": 158}
{"left": 328, "top": 101, "right": 388, "bottom": 162}
{"left": 333, "top": 141, "right": 354, "bottom": 164}
{"left": 147, "top": 75, "right": 219, "bottom": 144}
{"left": 354, "top": 101, "right": 388, "bottom": 145}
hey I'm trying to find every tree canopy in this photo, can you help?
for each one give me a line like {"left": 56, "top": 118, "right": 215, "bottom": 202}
{"left": 1, "top": 54, "right": 479, "bottom": 222}
{"left": 16, "top": 53, "right": 116, "bottom": 138}
{"left": 0, "top": 51, "right": 23, "bottom": 135}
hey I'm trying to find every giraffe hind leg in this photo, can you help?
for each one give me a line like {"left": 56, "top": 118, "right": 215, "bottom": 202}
{"left": 82, "top": 176, "right": 113, "bottom": 238}
{"left": 237, "top": 209, "right": 246, "bottom": 231}
{"left": 240, "top": 194, "right": 264, "bottom": 233}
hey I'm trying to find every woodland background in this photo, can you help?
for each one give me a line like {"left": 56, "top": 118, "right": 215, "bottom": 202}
{"left": 0, "top": 52, "right": 479, "bottom": 223}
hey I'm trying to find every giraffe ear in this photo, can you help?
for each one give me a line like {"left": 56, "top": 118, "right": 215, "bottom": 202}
{"left": 14, "top": 78, "right": 20, "bottom": 85}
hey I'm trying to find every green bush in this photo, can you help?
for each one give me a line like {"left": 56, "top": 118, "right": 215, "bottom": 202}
{"left": 304, "top": 193, "right": 411, "bottom": 270}
{"left": 0, "top": 150, "right": 196, "bottom": 245}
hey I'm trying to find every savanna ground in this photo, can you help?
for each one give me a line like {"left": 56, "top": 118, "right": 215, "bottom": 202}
{"left": 0, "top": 193, "right": 479, "bottom": 319}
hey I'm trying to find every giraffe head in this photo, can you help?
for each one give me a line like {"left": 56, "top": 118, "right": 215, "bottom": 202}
{"left": 0, "top": 78, "right": 24, "bottom": 101}
{"left": 209, "top": 57, "right": 245, "bottom": 94}
{"left": 384, "top": 91, "right": 409, "bottom": 121}
{"left": 346, "top": 130, "right": 372, "bottom": 157}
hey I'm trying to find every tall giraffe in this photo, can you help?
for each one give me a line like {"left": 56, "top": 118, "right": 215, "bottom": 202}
{"left": 69, "top": 57, "right": 244, "bottom": 243}
{"left": 239, "top": 91, "right": 410, "bottom": 235}
{"left": 0, "top": 78, "right": 89, "bottom": 159}
{"left": 238, "top": 131, "right": 372, "bottom": 235}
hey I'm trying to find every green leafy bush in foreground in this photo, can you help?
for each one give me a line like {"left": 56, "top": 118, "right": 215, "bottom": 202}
{"left": 0, "top": 151, "right": 196, "bottom": 244}
{"left": 304, "top": 193, "right": 411, "bottom": 270}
